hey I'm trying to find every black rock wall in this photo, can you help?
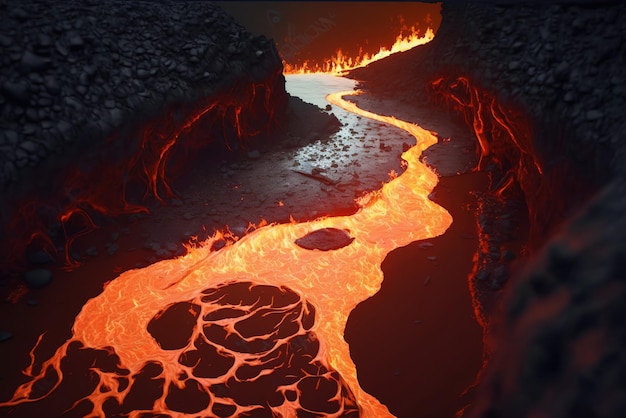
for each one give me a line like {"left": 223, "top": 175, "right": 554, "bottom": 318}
{"left": 351, "top": 2, "right": 626, "bottom": 417}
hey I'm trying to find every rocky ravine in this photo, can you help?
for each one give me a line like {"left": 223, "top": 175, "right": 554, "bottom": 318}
{"left": 352, "top": 2, "right": 626, "bottom": 417}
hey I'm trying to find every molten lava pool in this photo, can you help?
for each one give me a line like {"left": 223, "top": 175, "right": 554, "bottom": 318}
{"left": 0, "top": 78, "right": 453, "bottom": 417}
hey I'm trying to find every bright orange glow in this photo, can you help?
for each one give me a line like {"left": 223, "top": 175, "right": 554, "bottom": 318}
{"left": 284, "top": 27, "right": 435, "bottom": 75}
{"left": 0, "top": 91, "right": 452, "bottom": 417}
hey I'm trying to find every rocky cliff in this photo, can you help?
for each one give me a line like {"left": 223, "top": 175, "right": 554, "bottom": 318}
{"left": 351, "top": 2, "right": 626, "bottom": 417}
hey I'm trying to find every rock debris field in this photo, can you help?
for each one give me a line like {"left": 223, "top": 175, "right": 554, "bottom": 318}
{"left": 0, "top": 0, "right": 280, "bottom": 189}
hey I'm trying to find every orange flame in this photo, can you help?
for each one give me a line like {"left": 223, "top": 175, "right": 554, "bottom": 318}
{"left": 284, "top": 26, "right": 435, "bottom": 75}
{"left": 0, "top": 91, "right": 451, "bottom": 417}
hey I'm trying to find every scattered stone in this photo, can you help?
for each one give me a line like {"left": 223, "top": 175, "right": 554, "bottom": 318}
{"left": 67, "top": 32, "right": 84, "bottom": 48}
{"left": 1, "top": 80, "right": 30, "bottom": 104}
{"left": 247, "top": 149, "right": 261, "bottom": 159}
{"left": 295, "top": 228, "right": 354, "bottom": 251}
{"left": 54, "top": 40, "right": 68, "bottom": 56}
{"left": 502, "top": 249, "right": 516, "bottom": 261}
{"left": 585, "top": 110, "right": 604, "bottom": 121}
{"left": 23, "top": 269, "right": 53, "bottom": 289}
{"left": 20, "top": 50, "right": 50, "bottom": 71}
{"left": 0, "top": 330, "right": 13, "bottom": 343}
{"left": 105, "top": 242, "right": 119, "bottom": 256}
{"left": 26, "top": 250, "right": 54, "bottom": 265}
{"left": 476, "top": 270, "right": 490, "bottom": 282}
{"left": 19, "top": 140, "right": 38, "bottom": 153}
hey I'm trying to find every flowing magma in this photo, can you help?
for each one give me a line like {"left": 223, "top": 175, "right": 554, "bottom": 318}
{"left": 1, "top": 90, "right": 452, "bottom": 417}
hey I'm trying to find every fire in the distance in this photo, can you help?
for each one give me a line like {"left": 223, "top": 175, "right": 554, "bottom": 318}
{"left": 0, "top": 90, "right": 451, "bottom": 417}
{"left": 283, "top": 26, "right": 435, "bottom": 75}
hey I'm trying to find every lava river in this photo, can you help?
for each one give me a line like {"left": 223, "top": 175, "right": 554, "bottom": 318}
{"left": 0, "top": 87, "right": 452, "bottom": 417}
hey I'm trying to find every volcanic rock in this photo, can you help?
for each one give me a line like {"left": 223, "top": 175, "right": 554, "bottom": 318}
{"left": 295, "top": 228, "right": 354, "bottom": 251}
{"left": 23, "top": 268, "right": 53, "bottom": 289}
{"left": 0, "top": 330, "right": 13, "bottom": 343}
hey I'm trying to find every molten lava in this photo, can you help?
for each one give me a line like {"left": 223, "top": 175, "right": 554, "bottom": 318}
{"left": 0, "top": 90, "right": 451, "bottom": 417}
{"left": 284, "top": 26, "right": 435, "bottom": 75}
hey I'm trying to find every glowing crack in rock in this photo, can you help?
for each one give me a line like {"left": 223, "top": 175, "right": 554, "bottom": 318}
{"left": 0, "top": 90, "right": 452, "bottom": 417}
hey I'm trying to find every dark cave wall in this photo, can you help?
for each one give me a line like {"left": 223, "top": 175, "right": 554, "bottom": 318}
{"left": 352, "top": 2, "right": 626, "bottom": 417}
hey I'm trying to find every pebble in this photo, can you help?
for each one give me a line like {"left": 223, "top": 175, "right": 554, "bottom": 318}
{"left": 27, "top": 249, "right": 54, "bottom": 265}
{"left": 585, "top": 110, "right": 604, "bottom": 121}
{"left": 247, "top": 150, "right": 261, "bottom": 159}
{"left": 0, "top": 330, "right": 13, "bottom": 343}
{"left": 20, "top": 50, "right": 50, "bottom": 71}
{"left": 23, "top": 268, "right": 53, "bottom": 289}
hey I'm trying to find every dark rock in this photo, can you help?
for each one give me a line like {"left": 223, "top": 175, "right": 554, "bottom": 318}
{"left": 0, "top": 330, "right": 13, "bottom": 343}
{"left": 295, "top": 228, "right": 354, "bottom": 251}
{"left": 19, "top": 140, "right": 38, "bottom": 153}
{"left": 4, "top": 130, "right": 19, "bottom": 144}
{"left": 247, "top": 149, "right": 261, "bottom": 159}
{"left": 0, "top": 34, "right": 11, "bottom": 47}
{"left": 20, "top": 50, "right": 51, "bottom": 72}
{"left": 109, "top": 108, "right": 124, "bottom": 127}
{"left": 1, "top": 80, "right": 30, "bottom": 104}
{"left": 35, "top": 33, "right": 53, "bottom": 48}
{"left": 502, "top": 250, "right": 516, "bottom": 261}
{"left": 23, "top": 268, "right": 53, "bottom": 289}
{"left": 136, "top": 69, "right": 150, "bottom": 79}
{"left": 56, "top": 120, "right": 73, "bottom": 139}
{"left": 54, "top": 40, "right": 68, "bottom": 56}
{"left": 10, "top": 7, "right": 29, "bottom": 21}
{"left": 67, "top": 32, "right": 84, "bottom": 48}
{"left": 43, "top": 75, "right": 60, "bottom": 94}
{"left": 586, "top": 110, "right": 604, "bottom": 121}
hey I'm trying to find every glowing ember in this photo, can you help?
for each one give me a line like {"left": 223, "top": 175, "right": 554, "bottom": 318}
{"left": 0, "top": 90, "right": 451, "bottom": 417}
{"left": 284, "top": 26, "right": 435, "bottom": 75}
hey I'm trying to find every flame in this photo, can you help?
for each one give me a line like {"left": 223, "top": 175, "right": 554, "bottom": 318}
{"left": 284, "top": 26, "right": 435, "bottom": 75}
{"left": 0, "top": 90, "right": 452, "bottom": 417}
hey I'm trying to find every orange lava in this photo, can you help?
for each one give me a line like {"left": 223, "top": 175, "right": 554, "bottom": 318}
{"left": 284, "top": 27, "right": 435, "bottom": 75}
{"left": 0, "top": 90, "right": 451, "bottom": 417}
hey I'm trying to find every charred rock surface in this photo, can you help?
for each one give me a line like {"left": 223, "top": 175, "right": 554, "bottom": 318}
{"left": 0, "top": 0, "right": 340, "bottom": 279}
{"left": 351, "top": 2, "right": 626, "bottom": 417}
{"left": 0, "top": 0, "right": 283, "bottom": 189}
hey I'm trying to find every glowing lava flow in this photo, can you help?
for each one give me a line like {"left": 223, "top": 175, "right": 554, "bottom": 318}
{"left": 0, "top": 90, "right": 451, "bottom": 417}
{"left": 284, "top": 27, "right": 435, "bottom": 75}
